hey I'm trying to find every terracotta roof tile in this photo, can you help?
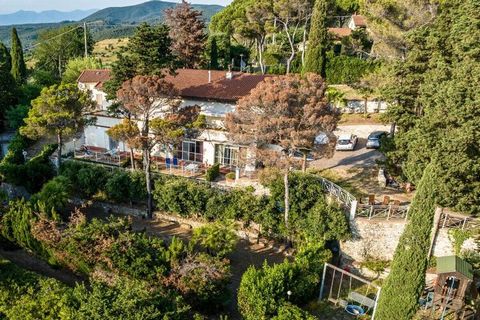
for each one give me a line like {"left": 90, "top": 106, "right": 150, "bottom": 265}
{"left": 77, "top": 69, "right": 111, "bottom": 84}
{"left": 352, "top": 15, "right": 367, "bottom": 27}
{"left": 163, "top": 69, "right": 269, "bottom": 102}
{"left": 79, "top": 68, "right": 268, "bottom": 102}
{"left": 328, "top": 27, "right": 352, "bottom": 39}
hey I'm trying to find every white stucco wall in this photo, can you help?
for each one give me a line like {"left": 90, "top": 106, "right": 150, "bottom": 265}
{"left": 182, "top": 99, "right": 235, "bottom": 118}
{"left": 78, "top": 82, "right": 112, "bottom": 111}
{"left": 84, "top": 116, "right": 125, "bottom": 151}
{"left": 340, "top": 100, "right": 388, "bottom": 114}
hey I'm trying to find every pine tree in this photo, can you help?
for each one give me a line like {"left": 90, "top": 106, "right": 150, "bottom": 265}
{"left": 165, "top": 0, "right": 206, "bottom": 68}
{"left": 375, "top": 164, "right": 437, "bottom": 319}
{"left": 303, "top": 0, "right": 329, "bottom": 78}
{"left": 10, "top": 28, "right": 27, "bottom": 84}
{"left": 103, "top": 23, "right": 174, "bottom": 101}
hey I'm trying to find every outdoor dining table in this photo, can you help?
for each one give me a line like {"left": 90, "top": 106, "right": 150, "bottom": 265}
{"left": 184, "top": 163, "right": 199, "bottom": 175}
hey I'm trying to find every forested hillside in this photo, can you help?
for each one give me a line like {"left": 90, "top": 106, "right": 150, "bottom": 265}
{"left": 0, "top": 1, "right": 223, "bottom": 48}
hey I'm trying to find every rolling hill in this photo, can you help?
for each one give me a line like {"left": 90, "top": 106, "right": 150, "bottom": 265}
{"left": 0, "top": 9, "right": 97, "bottom": 26}
{"left": 83, "top": 1, "right": 223, "bottom": 24}
{"left": 0, "top": 1, "right": 223, "bottom": 48}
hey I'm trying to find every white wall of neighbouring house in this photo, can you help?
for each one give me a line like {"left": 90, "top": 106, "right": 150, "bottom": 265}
{"left": 84, "top": 116, "right": 125, "bottom": 151}
{"left": 78, "top": 82, "right": 111, "bottom": 111}
{"left": 182, "top": 99, "right": 235, "bottom": 118}
{"left": 341, "top": 100, "right": 388, "bottom": 113}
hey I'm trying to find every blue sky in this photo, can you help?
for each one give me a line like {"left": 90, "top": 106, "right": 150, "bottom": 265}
{"left": 0, "top": 0, "right": 232, "bottom": 14}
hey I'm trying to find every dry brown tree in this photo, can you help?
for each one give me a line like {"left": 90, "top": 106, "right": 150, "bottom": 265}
{"left": 165, "top": 0, "right": 206, "bottom": 68}
{"left": 117, "top": 75, "right": 203, "bottom": 218}
{"left": 225, "top": 73, "right": 339, "bottom": 239}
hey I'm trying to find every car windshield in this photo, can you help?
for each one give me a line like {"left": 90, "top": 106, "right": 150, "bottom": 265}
{"left": 338, "top": 139, "right": 351, "bottom": 145}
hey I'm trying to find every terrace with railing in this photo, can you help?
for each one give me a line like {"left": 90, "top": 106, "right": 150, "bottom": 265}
{"left": 73, "top": 147, "right": 218, "bottom": 178}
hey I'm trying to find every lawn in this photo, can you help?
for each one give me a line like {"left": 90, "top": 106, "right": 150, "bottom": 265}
{"left": 92, "top": 38, "right": 129, "bottom": 67}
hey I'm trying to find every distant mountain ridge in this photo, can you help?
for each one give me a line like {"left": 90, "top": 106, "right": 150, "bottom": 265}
{"left": 0, "top": 1, "right": 223, "bottom": 48}
{"left": 83, "top": 1, "right": 223, "bottom": 24}
{"left": 0, "top": 9, "right": 98, "bottom": 26}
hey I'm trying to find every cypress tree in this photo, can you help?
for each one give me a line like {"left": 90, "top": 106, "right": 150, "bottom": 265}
{"left": 10, "top": 27, "right": 27, "bottom": 84}
{"left": 303, "top": 0, "right": 329, "bottom": 78}
{"left": 0, "top": 42, "right": 17, "bottom": 114}
{"left": 0, "top": 42, "right": 11, "bottom": 71}
{"left": 210, "top": 36, "right": 219, "bottom": 70}
{"left": 375, "top": 164, "right": 437, "bottom": 319}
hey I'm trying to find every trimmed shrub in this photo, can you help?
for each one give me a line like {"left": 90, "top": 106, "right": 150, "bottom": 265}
{"left": 205, "top": 163, "right": 220, "bottom": 182}
{"left": 238, "top": 243, "right": 331, "bottom": 320}
{"left": 105, "top": 171, "right": 132, "bottom": 203}
{"left": 0, "top": 132, "right": 33, "bottom": 165}
{"left": 0, "top": 143, "right": 56, "bottom": 193}
{"left": 295, "top": 199, "right": 350, "bottom": 244}
{"left": 77, "top": 165, "right": 110, "bottom": 197}
{"left": 190, "top": 221, "right": 237, "bottom": 258}
{"left": 272, "top": 303, "right": 317, "bottom": 320}
{"left": 154, "top": 178, "right": 211, "bottom": 217}
{"left": 60, "top": 161, "right": 110, "bottom": 198}
{"left": 31, "top": 175, "right": 73, "bottom": 215}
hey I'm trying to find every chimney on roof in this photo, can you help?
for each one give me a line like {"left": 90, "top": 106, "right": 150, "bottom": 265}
{"left": 208, "top": 70, "right": 212, "bottom": 83}
{"left": 226, "top": 65, "right": 233, "bottom": 80}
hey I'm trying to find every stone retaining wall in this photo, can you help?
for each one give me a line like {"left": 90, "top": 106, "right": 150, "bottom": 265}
{"left": 341, "top": 218, "right": 477, "bottom": 262}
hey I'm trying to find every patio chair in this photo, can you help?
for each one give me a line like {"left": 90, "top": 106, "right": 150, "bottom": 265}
{"left": 104, "top": 148, "right": 118, "bottom": 157}
{"left": 172, "top": 157, "right": 178, "bottom": 167}
{"left": 368, "top": 194, "right": 375, "bottom": 205}
{"left": 382, "top": 196, "right": 391, "bottom": 205}
{"left": 393, "top": 200, "right": 401, "bottom": 206}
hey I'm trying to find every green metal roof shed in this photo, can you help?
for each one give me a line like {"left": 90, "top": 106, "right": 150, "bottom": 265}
{"left": 436, "top": 255, "right": 473, "bottom": 280}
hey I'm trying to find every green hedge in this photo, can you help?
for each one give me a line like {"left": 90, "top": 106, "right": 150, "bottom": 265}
{"left": 60, "top": 161, "right": 146, "bottom": 203}
{"left": 58, "top": 161, "right": 348, "bottom": 242}
{"left": 205, "top": 163, "right": 220, "bottom": 182}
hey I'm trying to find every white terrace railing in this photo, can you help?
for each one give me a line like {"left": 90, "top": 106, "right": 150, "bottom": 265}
{"left": 439, "top": 212, "right": 480, "bottom": 231}
{"left": 317, "top": 177, "right": 356, "bottom": 212}
{"left": 355, "top": 203, "right": 409, "bottom": 220}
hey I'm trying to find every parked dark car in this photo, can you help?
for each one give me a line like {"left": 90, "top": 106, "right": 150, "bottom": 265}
{"left": 366, "top": 131, "right": 388, "bottom": 149}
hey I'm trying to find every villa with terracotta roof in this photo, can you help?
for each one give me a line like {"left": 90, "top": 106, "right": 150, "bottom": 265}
{"left": 76, "top": 66, "right": 386, "bottom": 173}
{"left": 77, "top": 69, "right": 269, "bottom": 172}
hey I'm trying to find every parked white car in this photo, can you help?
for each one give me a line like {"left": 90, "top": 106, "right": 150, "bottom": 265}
{"left": 335, "top": 134, "right": 358, "bottom": 151}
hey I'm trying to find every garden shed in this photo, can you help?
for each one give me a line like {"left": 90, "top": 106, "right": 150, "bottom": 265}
{"left": 433, "top": 255, "right": 473, "bottom": 310}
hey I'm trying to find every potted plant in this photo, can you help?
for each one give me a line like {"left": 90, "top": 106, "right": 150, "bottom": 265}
{"left": 225, "top": 172, "right": 236, "bottom": 182}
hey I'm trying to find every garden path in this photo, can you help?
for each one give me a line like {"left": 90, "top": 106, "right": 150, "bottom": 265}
{"left": 0, "top": 248, "right": 85, "bottom": 286}
{"left": 130, "top": 216, "right": 287, "bottom": 319}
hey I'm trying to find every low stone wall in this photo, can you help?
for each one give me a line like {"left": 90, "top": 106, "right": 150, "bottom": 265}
{"left": 0, "top": 183, "right": 30, "bottom": 200}
{"left": 70, "top": 199, "right": 290, "bottom": 252}
{"left": 341, "top": 218, "right": 477, "bottom": 262}
{"left": 154, "top": 212, "right": 261, "bottom": 242}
